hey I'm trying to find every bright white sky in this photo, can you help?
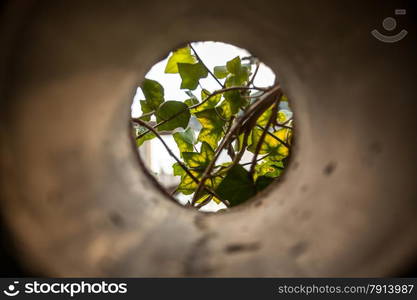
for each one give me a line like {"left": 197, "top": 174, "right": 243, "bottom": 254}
{"left": 131, "top": 41, "right": 276, "bottom": 211}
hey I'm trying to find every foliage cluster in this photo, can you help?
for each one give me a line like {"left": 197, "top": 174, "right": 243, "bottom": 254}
{"left": 132, "top": 44, "right": 293, "bottom": 209}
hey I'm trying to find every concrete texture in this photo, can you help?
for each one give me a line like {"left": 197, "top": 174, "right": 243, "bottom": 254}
{"left": 0, "top": 0, "right": 416, "bottom": 276}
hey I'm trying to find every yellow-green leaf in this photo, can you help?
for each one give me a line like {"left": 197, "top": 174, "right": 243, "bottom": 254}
{"left": 172, "top": 162, "right": 186, "bottom": 177}
{"left": 225, "top": 56, "right": 250, "bottom": 86}
{"left": 182, "top": 142, "right": 214, "bottom": 169}
{"left": 254, "top": 160, "right": 284, "bottom": 180}
{"left": 213, "top": 65, "right": 229, "bottom": 79}
{"left": 218, "top": 90, "right": 249, "bottom": 119}
{"left": 195, "top": 109, "right": 226, "bottom": 149}
{"left": 248, "top": 128, "right": 291, "bottom": 157}
{"left": 164, "top": 46, "right": 197, "bottom": 74}
{"left": 177, "top": 170, "right": 201, "bottom": 195}
{"left": 190, "top": 89, "right": 222, "bottom": 114}
{"left": 178, "top": 62, "right": 208, "bottom": 90}
{"left": 173, "top": 128, "right": 195, "bottom": 156}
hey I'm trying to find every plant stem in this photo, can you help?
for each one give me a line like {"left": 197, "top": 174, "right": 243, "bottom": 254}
{"left": 133, "top": 119, "right": 222, "bottom": 202}
{"left": 249, "top": 102, "right": 278, "bottom": 177}
{"left": 189, "top": 43, "right": 224, "bottom": 89}
{"left": 256, "top": 124, "right": 290, "bottom": 148}
{"left": 248, "top": 60, "right": 260, "bottom": 87}
{"left": 134, "top": 86, "right": 268, "bottom": 139}
{"left": 191, "top": 85, "right": 282, "bottom": 205}
{"left": 195, "top": 195, "right": 213, "bottom": 209}
{"left": 240, "top": 154, "right": 272, "bottom": 166}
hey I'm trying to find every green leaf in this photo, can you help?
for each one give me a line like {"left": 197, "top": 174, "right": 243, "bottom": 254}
{"left": 141, "top": 79, "right": 164, "bottom": 109}
{"left": 248, "top": 127, "right": 291, "bottom": 157}
{"left": 215, "top": 165, "right": 256, "bottom": 206}
{"left": 191, "top": 89, "right": 222, "bottom": 113}
{"left": 225, "top": 56, "right": 250, "bottom": 87}
{"left": 257, "top": 105, "right": 289, "bottom": 127}
{"left": 182, "top": 142, "right": 214, "bottom": 169}
{"left": 277, "top": 111, "right": 287, "bottom": 124}
{"left": 177, "top": 170, "right": 201, "bottom": 195}
{"left": 173, "top": 128, "right": 195, "bottom": 156}
{"left": 164, "top": 46, "right": 197, "bottom": 73}
{"left": 255, "top": 160, "right": 284, "bottom": 179}
{"left": 184, "top": 98, "right": 199, "bottom": 107}
{"left": 135, "top": 126, "right": 156, "bottom": 147}
{"left": 213, "top": 65, "right": 229, "bottom": 79}
{"left": 195, "top": 194, "right": 211, "bottom": 204}
{"left": 139, "top": 100, "right": 153, "bottom": 121}
{"left": 255, "top": 176, "right": 274, "bottom": 192}
{"left": 195, "top": 109, "right": 226, "bottom": 149}
{"left": 156, "top": 101, "right": 191, "bottom": 131}
{"left": 172, "top": 162, "right": 186, "bottom": 177}
{"left": 178, "top": 62, "right": 208, "bottom": 90}
{"left": 226, "top": 56, "right": 242, "bottom": 74}
{"left": 218, "top": 90, "right": 249, "bottom": 119}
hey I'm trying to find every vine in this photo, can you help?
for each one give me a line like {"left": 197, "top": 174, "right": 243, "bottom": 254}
{"left": 132, "top": 43, "right": 293, "bottom": 210}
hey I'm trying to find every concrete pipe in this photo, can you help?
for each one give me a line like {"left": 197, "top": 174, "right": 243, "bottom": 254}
{"left": 0, "top": 0, "right": 416, "bottom": 277}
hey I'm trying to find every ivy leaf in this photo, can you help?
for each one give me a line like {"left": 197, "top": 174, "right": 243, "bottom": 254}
{"left": 255, "top": 176, "right": 274, "bottom": 192}
{"left": 191, "top": 89, "right": 222, "bottom": 113}
{"left": 248, "top": 127, "right": 291, "bottom": 157}
{"left": 135, "top": 125, "right": 156, "bottom": 147}
{"left": 182, "top": 142, "right": 214, "bottom": 169}
{"left": 257, "top": 106, "right": 288, "bottom": 127}
{"left": 225, "top": 56, "right": 250, "bottom": 87}
{"left": 177, "top": 170, "right": 201, "bottom": 195}
{"left": 213, "top": 65, "right": 229, "bottom": 79}
{"left": 255, "top": 160, "right": 284, "bottom": 179}
{"left": 184, "top": 98, "right": 199, "bottom": 107}
{"left": 141, "top": 79, "right": 164, "bottom": 110}
{"left": 195, "top": 194, "right": 211, "bottom": 204}
{"left": 184, "top": 91, "right": 199, "bottom": 107}
{"left": 156, "top": 101, "right": 190, "bottom": 131}
{"left": 195, "top": 109, "right": 226, "bottom": 149}
{"left": 226, "top": 56, "right": 243, "bottom": 74}
{"left": 215, "top": 165, "right": 256, "bottom": 206}
{"left": 172, "top": 162, "right": 186, "bottom": 176}
{"left": 218, "top": 90, "right": 249, "bottom": 119}
{"left": 277, "top": 111, "right": 288, "bottom": 124}
{"left": 139, "top": 100, "right": 153, "bottom": 121}
{"left": 164, "top": 46, "right": 197, "bottom": 74}
{"left": 178, "top": 62, "right": 208, "bottom": 90}
{"left": 173, "top": 128, "right": 196, "bottom": 156}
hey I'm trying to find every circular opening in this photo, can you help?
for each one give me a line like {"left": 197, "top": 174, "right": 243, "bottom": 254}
{"left": 131, "top": 41, "right": 294, "bottom": 212}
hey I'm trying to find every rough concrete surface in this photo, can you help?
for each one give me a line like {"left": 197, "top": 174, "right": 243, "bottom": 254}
{"left": 0, "top": 0, "right": 416, "bottom": 276}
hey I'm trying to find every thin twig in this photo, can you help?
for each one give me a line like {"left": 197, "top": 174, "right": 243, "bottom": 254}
{"left": 195, "top": 195, "right": 213, "bottom": 209}
{"left": 256, "top": 124, "right": 290, "bottom": 148}
{"left": 134, "top": 119, "right": 222, "bottom": 202}
{"left": 249, "top": 102, "right": 278, "bottom": 177}
{"left": 134, "top": 86, "right": 268, "bottom": 139}
{"left": 189, "top": 43, "right": 224, "bottom": 89}
{"left": 240, "top": 154, "right": 272, "bottom": 166}
{"left": 191, "top": 85, "right": 282, "bottom": 204}
{"left": 225, "top": 117, "right": 236, "bottom": 160}
{"left": 248, "top": 60, "right": 260, "bottom": 87}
